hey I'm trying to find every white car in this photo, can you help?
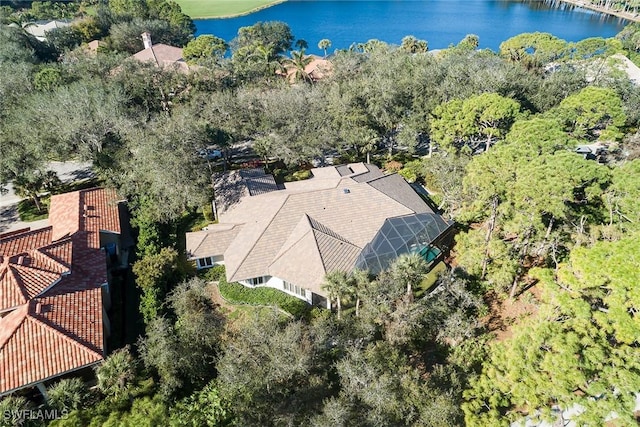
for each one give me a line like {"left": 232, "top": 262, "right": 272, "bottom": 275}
{"left": 198, "top": 149, "right": 223, "bottom": 160}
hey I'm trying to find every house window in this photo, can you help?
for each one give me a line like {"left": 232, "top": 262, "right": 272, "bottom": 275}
{"left": 248, "top": 276, "right": 266, "bottom": 286}
{"left": 197, "top": 257, "right": 213, "bottom": 269}
{"left": 284, "top": 281, "right": 306, "bottom": 298}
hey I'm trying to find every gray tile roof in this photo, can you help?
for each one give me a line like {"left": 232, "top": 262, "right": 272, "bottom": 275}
{"left": 186, "top": 163, "right": 449, "bottom": 298}
{"left": 186, "top": 224, "right": 242, "bottom": 259}
{"left": 351, "top": 164, "right": 385, "bottom": 182}
{"left": 214, "top": 169, "right": 280, "bottom": 216}
{"left": 367, "top": 174, "right": 434, "bottom": 214}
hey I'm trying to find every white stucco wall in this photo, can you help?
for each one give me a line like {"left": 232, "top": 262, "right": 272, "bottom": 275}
{"left": 238, "top": 275, "right": 313, "bottom": 304}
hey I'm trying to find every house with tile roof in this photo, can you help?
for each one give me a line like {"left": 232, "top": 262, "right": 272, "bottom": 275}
{"left": 279, "top": 54, "right": 333, "bottom": 83}
{"left": 0, "top": 188, "right": 129, "bottom": 397}
{"left": 131, "top": 32, "right": 188, "bottom": 72}
{"left": 186, "top": 164, "right": 453, "bottom": 307}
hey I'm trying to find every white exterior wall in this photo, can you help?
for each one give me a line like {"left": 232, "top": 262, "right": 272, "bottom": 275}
{"left": 195, "top": 255, "right": 224, "bottom": 269}
{"left": 239, "top": 275, "right": 313, "bottom": 304}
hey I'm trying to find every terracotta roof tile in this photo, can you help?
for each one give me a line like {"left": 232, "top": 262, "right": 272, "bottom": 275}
{"left": 0, "top": 187, "right": 121, "bottom": 395}
{"left": 0, "top": 301, "right": 102, "bottom": 394}
{"left": 36, "top": 288, "right": 104, "bottom": 355}
{"left": 49, "top": 192, "right": 80, "bottom": 241}
{"left": 0, "top": 228, "right": 53, "bottom": 256}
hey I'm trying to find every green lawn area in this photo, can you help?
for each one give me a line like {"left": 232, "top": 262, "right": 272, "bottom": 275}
{"left": 416, "top": 261, "right": 448, "bottom": 298}
{"left": 17, "top": 197, "right": 50, "bottom": 222}
{"left": 175, "top": 0, "right": 285, "bottom": 18}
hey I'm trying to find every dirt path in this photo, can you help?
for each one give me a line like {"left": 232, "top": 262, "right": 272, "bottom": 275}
{"left": 206, "top": 282, "right": 237, "bottom": 315}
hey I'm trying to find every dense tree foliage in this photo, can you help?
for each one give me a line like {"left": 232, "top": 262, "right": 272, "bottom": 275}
{"left": 464, "top": 234, "right": 640, "bottom": 426}
{"left": 2, "top": 4, "right": 640, "bottom": 424}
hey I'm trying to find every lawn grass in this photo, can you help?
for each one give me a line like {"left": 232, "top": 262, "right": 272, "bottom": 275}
{"left": 175, "top": 0, "right": 285, "bottom": 19}
{"left": 416, "top": 261, "right": 448, "bottom": 298}
{"left": 17, "top": 197, "right": 50, "bottom": 222}
{"left": 218, "top": 279, "right": 311, "bottom": 319}
{"left": 15, "top": 178, "right": 102, "bottom": 222}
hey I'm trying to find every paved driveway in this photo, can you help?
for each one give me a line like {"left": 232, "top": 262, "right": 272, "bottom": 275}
{"left": 0, "top": 161, "right": 94, "bottom": 235}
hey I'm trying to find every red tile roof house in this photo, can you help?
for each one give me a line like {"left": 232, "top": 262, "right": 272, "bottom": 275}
{"left": 186, "top": 163, "right": 454, "bottom": 308}
{"left": 131, "top": 32, "right": 189, "bottom": 72}
{"left": 0, "top": 188, "right": 128, "bottom": 397}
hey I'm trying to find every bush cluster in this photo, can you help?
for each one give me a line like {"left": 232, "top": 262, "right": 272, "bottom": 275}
{"left": 218, "top": 278, "right": 310, "bottom": 319}
{"left": 202, "top": 265, "right": 226, "bottom": 282}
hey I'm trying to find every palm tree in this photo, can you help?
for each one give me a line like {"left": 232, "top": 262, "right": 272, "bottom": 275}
{"left": 283, "top": 49, "right": 314, "bottom": 83}
{"left": 13, "top": 171, "right": 46, "bottom": 213}
{"left": 322, "top": 270, "right": 351, "bottom": 319}
{"left": 350, "top": 269, "right": 370, "bottom": 317}
{"left": 95, "top": 346, "right": 137, "bottom": 399}
{"left": 318, "top": 38, "right": 332, "bottom": 58}
{"left": 295, "top": 39, "right": 308, "bottom": 50}
{"left": 401, "top": 35, "right": 428, "bottom": 54}
{"left": 244, "top": 42, "right": 285, "bottom": 78}
{"left": 390, "top": 252, "right": 428, "bottom": 301}
{"left": 46, "top": 378, "right": 87, "bottom": 412}
{"left": 357, "top": 128, "right": 378, "bottom": 164}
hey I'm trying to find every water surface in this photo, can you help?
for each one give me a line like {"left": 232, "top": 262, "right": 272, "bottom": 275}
{"left": 195, "top": 0, "right": 628, "bottom": 54}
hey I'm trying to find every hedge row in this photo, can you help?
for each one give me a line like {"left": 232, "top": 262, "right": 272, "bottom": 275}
{"left": 217, "top": 276, "right": 311, "bottom": 320}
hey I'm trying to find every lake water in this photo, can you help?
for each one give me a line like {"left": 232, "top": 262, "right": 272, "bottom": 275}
{"left": 195, "top": 0, "right": 629, "bottom": 55}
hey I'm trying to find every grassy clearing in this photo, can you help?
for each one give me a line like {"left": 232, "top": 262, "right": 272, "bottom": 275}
{"left": 175, "top": 0, "right": 285, "bottom": 19}
{"left": 17, "top": 197, "right": 50, "bottom": 222}
{"left": 416, "top": 261, "right": 448, "bottom": 298}
{"left": 218, "top": 279, "right": 311, "bottom": 319}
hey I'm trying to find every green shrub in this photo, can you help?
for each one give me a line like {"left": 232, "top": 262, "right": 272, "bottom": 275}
{"left": 218, "top": 279, "right": 310, "bottom": 319}
{"left": 204, "top": 264, "right": 226, "bottom": 282}
{"left": 202, "top": 203, "right": 214, "bottom": 222}
{"left": 292, "top": 169, "right": 311, "bottom": 180}
{"left": 284, "top": 169, "right": 312, "bottom": 182}
{"left": 398, "top": 167, "right": 417, "bottom": 183}
{"left": 47, "top": 377, "right": 87, "bottom": 412}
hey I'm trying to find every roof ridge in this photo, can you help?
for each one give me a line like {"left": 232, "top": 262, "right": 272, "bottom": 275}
{"left": 33, "top": 242, "right": 72, "bottom": 273}
{"left": 227, "top": 195, "right": 291, "bottom": 281}
{"left": 268, "top": 216, "right": 326, "bottom": 278}
{"left": 190, "top": 232, "right": 209, "bottom": 257}
{"left": 306, "top": 216, "right": 360, "bottom": 274}
{"left": 269, "top": 214, "right": 314, "bottom": 267}
{"left": 3, "top": 266, "right": 29, "bottom": 306}
{"left": 0, "top": 226, "right": 52, "bottom": 244}
{"left": 362, "top": 171, "right": 393, "bottom": 184}
{"left": 312, "top": 230, "right": 362, "bottom": 275}
{"left": 366, "top": 173, "right": 426, "bottom": 213}
{"left": 150, "top": 45, "right": 160, "bottom": 67}
{"left": 29, "top": 312, "right": 103, "bottom": 360}
{"left": 0, "top": 304, "right": 28, "bottom": 350}
{"left": 9, "top": 263, "right": 61, "bottom": 299}
{"left": 307, "top": 216, "right": 357, "bottom": 246}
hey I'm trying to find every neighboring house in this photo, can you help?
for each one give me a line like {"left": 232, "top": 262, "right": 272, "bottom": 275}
{"left": 17, "top": 20, "right": 71, "bottom": 41}
{"left": 131, "top": 32, "right": 188, "bottom": 71}
{"left": 187, "top": 163, "right": 453, "bottom": 307}
{"left": 280, "top": 54, "right": 333, "bottom": 83}
{"left": 0, "top": 188, "right": 130, "bottom": 397}
{"left": 85, "top": 39, "right": 105, "bottom": 55}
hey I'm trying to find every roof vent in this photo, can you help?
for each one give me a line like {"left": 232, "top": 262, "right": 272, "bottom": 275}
{"left": 17, "top": 256, "right": 25, "bottom": 265}
{"left": 343, "top": 188, "right": 350, "bottom": 194}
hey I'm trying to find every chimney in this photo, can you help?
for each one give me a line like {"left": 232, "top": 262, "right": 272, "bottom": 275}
{"left": 141, "top": 32, "right": 152, "bottom": 49}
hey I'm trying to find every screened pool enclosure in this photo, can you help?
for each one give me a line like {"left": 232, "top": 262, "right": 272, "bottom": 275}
{"left": 355, "top": 213, "right": 452, "bottom": 274}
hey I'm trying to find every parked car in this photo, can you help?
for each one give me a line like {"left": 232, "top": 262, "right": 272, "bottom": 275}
{"left": 198, "top": 149, "right": 223, "bottom": 160}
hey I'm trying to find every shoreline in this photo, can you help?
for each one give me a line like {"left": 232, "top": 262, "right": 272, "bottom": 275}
{"left": 187, "top": 0, "right": 639, "bottom": 23}
{"left": 559, "top": 0, "right": 640, "bottom": 23}
{"left": 190, "top": 0, "right": 286, "bottom": 20}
